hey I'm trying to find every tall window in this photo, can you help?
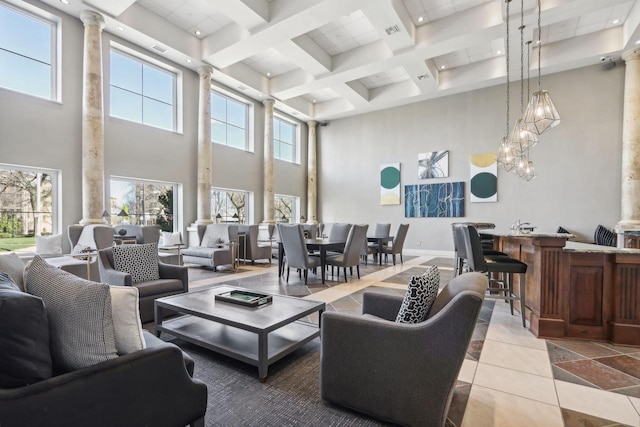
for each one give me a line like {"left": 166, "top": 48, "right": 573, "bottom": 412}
{"left": 274, "top": 116, "right": 296, "bottom": 162}
{"left": 0, "top": 164, "right": 59, "bottom": 252}
{"left": 0, "top": 3, "right": 56, "bottom": 99}
{"left": 109, "top": 178, "right": 178, "bottom": 232}
{"left": 211, "top": 91, "right": 248, "bottom": 150}
{"left": 275, "top": 194, "right": 298, "bottom": 223}
{"left": 212, "top": 188, "right": 250, "bottom": 224}
{"left": 110, "top": 49, "right": 176, "bottom": 131}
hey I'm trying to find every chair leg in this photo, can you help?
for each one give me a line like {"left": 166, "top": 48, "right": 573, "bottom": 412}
{"left": 392, "top": 254, "right": 396, "bottom": 265}
{"left": 357, "top": 265, "right": 360, "bottom": 279}
{"left": 400, "top": 253, "right": 403, "bottom": 264}
{"left": 520, "top": 272, "right": 526, "bottom": 327}
{"left": 350, "top": 266, "right": 353, "bottom": 276}
{"left": 286, "top": 267, "right": 290, "bottom": 283}
{"left": 508, "top": 273, "right": 514, "bottom": 315}
{"left": 343, "top": 267, "right": 347, "bottom": 282}
{"left": 304, "top": 269, "right": 308, "bottom": 285}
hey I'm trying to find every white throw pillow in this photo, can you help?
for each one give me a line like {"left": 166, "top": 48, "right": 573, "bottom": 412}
{"left": 36, "top": 234, "right": 62, "bottom": 255}
{"left": 109, "top": 286, "right": 146, "bottom": 355}
{"left": 76, "top": 225, "right": 99, "bottom": 250}
{"left": 160, "top": 231, "right": 182, "bottom": 247}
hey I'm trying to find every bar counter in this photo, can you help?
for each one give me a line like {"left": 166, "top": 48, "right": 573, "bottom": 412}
{"left": 482, "top": 230, "right": 640, "bottom": 346}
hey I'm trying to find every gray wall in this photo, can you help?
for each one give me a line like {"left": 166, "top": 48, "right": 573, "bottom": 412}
{"left": 0, "top": 2, "right": 308, "bottom": 250}
{"left": 317, "top": 64, "right": 624, "bottom": 253}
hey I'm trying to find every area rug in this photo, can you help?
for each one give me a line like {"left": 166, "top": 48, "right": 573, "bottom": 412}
{"left": 178, "top": 339, "right": 392, "bottom": 426}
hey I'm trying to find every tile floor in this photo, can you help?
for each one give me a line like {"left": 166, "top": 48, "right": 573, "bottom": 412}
{"left": 182, "top": 254, "right": 640, "bottom": 427}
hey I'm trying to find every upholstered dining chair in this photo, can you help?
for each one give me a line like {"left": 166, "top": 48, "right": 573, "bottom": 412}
{"left": 278, "top": 224, "right": 321, "bottom": 285}
{"left": 362, "top": 223, "right": 391, "bottom": 265}
{"left": 382, "top": 223, "right": 409, "bottom": 265}
{"left": 326, "top": 224, "right": 368, "bottom": 282}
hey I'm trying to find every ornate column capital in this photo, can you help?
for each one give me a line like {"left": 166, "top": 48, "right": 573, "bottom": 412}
{"left": 623, "top": 49, "right": 640, "bottom": 62}
{"left": 197, "top": 65, "right": 214, "bottom": 79}
{"left": 263, "top": 98, "right": 275, "bottom": 107}
{"left": 307, "top": 120, "right": 318, "bottom": 128}
{"left": 80, "top": 10, "right": 105, "bottom": 29}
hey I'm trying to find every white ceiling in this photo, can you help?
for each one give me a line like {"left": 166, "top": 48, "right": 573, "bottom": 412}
{"left": 36, "top": 0, "right": 640, "bottom": 122}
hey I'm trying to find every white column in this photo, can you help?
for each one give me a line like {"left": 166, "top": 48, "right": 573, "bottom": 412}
{"left": 195, "top": 66, "right": 214, "bottom": 225}
{"left": 262, "top": 99, "right": 275, "bottom": 224}
{"left": 617, "top": 49, "right": 640, "bottom": 243}
{"left": 306, "top": 120, "right": 318, "bottom": 224}
{"left": 79, "top": 11, "right": 106, "bottom": 225}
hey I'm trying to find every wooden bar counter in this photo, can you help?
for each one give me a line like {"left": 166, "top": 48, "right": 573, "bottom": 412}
{"left": 484, "top": 230, "right": 640, "bottom": 346}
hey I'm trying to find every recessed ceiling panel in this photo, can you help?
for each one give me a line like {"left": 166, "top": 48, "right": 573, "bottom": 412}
{"left": 138, "top": 0, "right": 232, "bottom": 37}
{"left": 307, "top": 10, "right": 380, "bottom": 56}
{"left": 359, "top": 67, "right": 411, "bottom": 89}
{"left": 243, "top": 48, "right": 300, "bottom": 78}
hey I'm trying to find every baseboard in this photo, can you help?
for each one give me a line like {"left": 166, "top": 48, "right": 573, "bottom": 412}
{"left": 404, "top": 249, "right": 454, "bottom": 257}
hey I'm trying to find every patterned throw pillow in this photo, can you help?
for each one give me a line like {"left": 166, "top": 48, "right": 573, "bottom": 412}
{"left": 112, "top": 243, "right": 160, "bottom": 283}
{"left": 24, "top": 256, "right": 117, "bottom": 373}
{"left": 395, "top": 266, "right": 440, "bottom": 323}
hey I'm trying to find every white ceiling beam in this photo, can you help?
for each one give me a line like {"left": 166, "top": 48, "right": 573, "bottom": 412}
{"left": 211, "top": 0, "right": 269, "bottom": 30}
{"left": 203, "top": 0, "right": 364, "bottom": 69}
{"left": 82, "top": 0, "right": 136, "bottom": 17}
{"left": 361, "top": 0, "right": 415, "bottom": 53}
{"left": 622, "top": 0, "right": 640, "bottom": 50}
{"left": 335, "top": 80, "right": 370, "bottom": 106}
{"left": 275, "top": 35, "right": 332, "bottom": 75}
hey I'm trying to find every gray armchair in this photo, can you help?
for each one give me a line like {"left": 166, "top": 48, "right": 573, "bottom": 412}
{"left": 321, "top": 272, "right": 487, "bottom": 427}
{"left": 238, "top": 225, "right": 272, "bottom": 264}
{"left": 113, "top": 224, "right": 161, "bottom": 244}
{"left": 98, "top": 247, "right": 188, "bottom": 323}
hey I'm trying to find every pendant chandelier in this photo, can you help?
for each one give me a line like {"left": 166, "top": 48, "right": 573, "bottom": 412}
{"left": 522, "top": 0, "right": 560, "bottom": 134}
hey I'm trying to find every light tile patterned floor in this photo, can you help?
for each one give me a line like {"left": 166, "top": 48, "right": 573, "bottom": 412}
{"left": 183, "top": 254, "right": 640, "bottom": 427}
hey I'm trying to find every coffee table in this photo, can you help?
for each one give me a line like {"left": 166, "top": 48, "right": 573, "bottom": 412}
{"left": 154, "top": 285, "right": 325, "bottom": 381}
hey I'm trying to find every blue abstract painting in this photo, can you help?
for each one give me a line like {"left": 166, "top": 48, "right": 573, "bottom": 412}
{"left": 404, "top": 182, "right": 465, "bottom": 218}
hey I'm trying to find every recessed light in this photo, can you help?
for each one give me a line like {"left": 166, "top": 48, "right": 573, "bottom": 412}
{"left": 613, "top": 19, "right": 621, "bottom": 25}
{"left": 194, "top": 30, "right": 202, "bottom": 36}
{"left": 185, "top": 58, "right": 192, "bottom": 63}
{"left": 636, "top": 40, "right": 640, "bottom": 45}
{"left": 59, "top": 0, "right": 69, "bottom": 4}
{"left": 536, "top": 40, "right": 541, "bottom": 44}
{"left": 116, "top": 25, "right": 125, "bottom": 32}
{"left": 440, "top": 65, "right": 446, "bottom": 70}
{"left": 417, "top": 16, "right": 424, "bottom": 23}
{"left": 266, "top": 72, "right": 271, "bottom": 77}
{"left": 312, "top": 99, "right": 317, "bottom": 103}
{"left": 497, "top": 50, "right": 502, "bottom": 54}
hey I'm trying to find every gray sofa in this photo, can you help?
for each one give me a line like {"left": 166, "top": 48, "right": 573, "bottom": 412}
{"left": 320, "top": 272, "right": 487, "bottom": 427}
{"left": 182, "top": 224, "right": 238, "bottom": 270}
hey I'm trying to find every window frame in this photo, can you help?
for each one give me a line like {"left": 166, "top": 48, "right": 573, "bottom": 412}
{"left": 0, "top": 162, "right": 61, "bottom": 242}
{"left": 273, "top": 113, "right": 300, "bottom": 164}
{"left": 0, "top": 1, "right": 60, "bottom": 101}
{"left": 211, "top": 187, "right": 253, "bottom": 225}
{"left": 210, "top": 86, "right": 254, "bottom": 152}
{"left": 108, "top": 176, "right": 182, "bottom": 233}
{"left": 108, "top": 43, "right": 182, "bottom": 133}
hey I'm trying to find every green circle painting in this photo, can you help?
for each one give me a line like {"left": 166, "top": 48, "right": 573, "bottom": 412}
{"left": 470, "top": 172, "right": 497, "bottom": 199}
{"left": 381, "top": 166, "right": 400, "bottom": 189}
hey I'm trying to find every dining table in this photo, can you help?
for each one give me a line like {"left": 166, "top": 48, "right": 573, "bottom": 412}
{"left": 367, "top": 236, "right": 393, "bottom": 265}
{"left": 277, "top": 238, "right": 345, "bottom": 284}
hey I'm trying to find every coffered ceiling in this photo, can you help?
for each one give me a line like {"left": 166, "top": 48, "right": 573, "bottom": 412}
{"left": 36, "top": 0, "right": 640, "bottom": 122}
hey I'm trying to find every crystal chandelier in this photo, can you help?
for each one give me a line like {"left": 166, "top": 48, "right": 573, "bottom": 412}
{"left": 522, "top": 0, "right": 560, "bottom": 134}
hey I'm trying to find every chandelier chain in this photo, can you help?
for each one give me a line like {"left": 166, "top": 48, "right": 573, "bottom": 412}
{"left": 537, "top": 0, "right": 542, "bottom": 91}
{"left": 520, "top": 0, "right": 524, "bottom": 115}
{"left": 506, "top": 0, "right": 510, "bottom": 135}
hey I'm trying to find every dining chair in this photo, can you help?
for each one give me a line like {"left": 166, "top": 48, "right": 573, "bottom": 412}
{"left": 461, "top": 224, "right": 527, "bottom": 327}
{"left": 361, "top": 223, "right": 391, "bottom": 265}
{"left": 382, "top": 224, "right": 409, "bottom": 265}
{"left": 278, "top": 224, "right": 321, "bottom": 285}
{"left": 327, "top": 224, "right": 368, "bottom": 282}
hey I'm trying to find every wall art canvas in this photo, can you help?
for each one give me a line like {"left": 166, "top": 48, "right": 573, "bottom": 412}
{"left": 418, "top": 151, "right": 449, "bottom": 179}
{"left": 380, "top": 163, "right": 401, "bottom": 205}
{"left": 470, "top": 153, "right": 497, "bottom": 203}
{"left": 404, "top": 182, "right": 465, "bottom": 218}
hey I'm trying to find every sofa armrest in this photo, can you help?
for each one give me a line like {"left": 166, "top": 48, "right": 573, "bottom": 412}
{"left": 362, "top": 291, "right": 403, "bottom": 321}
{"left": 100, "top": 267, "right": 132, "bottom": 286}
{"left": 0, "top": 345, "right": 207, "bottom": 427}
{"left": 158, "top": 263, "right": 188, "bottom": 292}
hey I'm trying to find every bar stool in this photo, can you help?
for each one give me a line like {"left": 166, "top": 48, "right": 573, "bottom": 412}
{"left": 451, "top": 223, "right": 506, "bottom": 277}
{"left": 461, "top": 224, "right": 527, "bottom": 327}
